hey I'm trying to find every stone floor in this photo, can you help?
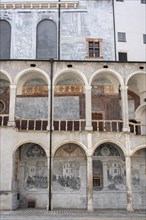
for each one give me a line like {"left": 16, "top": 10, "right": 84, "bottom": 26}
{"left": 0, "top": 209, "right": 146, "bottom": 220}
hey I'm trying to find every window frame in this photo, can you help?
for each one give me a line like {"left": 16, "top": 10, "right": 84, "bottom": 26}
{"left": 86, "top": 38, "right": 103, "bottom": 59}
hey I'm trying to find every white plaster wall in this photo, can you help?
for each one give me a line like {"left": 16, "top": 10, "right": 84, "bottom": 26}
{"left": 114, "top": 0, "right": 146, "bottom": 61}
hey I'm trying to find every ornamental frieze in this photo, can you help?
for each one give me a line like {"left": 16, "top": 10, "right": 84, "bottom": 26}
{"left": 55, "top": 85, "right": 83, "bottom": 95}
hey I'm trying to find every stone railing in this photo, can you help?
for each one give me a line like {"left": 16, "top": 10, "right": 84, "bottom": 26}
{"left": 92, "top": 120, "right": 123, "bottom": 132}
{"left": 0, "top": 114, "right": 9, "bottom": 126}
{"left": 0, "top": 116, "right": 145, "bottom": 135}
{"left": 15, "top": 118, "right": 48, "bottom": 131}
{"left": 129, "top": 121, "right": 145, "bottom": 135}
{"left": 53, "top": 119, "right": 86, "bottom": 131}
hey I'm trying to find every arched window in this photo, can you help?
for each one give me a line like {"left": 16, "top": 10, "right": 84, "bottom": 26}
{"left": 0, "top": 20, "right": 11, "bottom": 59}
{"left": 36, "top": 19, "right": 57, "bottom": 59}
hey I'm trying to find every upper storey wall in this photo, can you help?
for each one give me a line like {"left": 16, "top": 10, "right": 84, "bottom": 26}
{"left": 0, "top": 0, "right": 115, "bottom": 60}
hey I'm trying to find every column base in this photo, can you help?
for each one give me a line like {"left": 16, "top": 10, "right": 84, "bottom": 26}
{"left": 87, "top": 203, "right": 93, "bottom": 211}
{"left": 127, "top": 204, "right": 134, "bottom": 212}
{"left": 47, "top": 125, "right": 54, "bottom": 131}
{"left": 85, "top": 126, "right": 93, "bottom": 131}
{"left": 7, "top": 121, "right": 15, "bottom": 127}
{"left": 122, "top": 127, "right": 130, "bottom": 132}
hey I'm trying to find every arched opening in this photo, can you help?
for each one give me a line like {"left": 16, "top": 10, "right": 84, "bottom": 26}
{"left": 53, "top": 143, "right": 87, "bottom": 209}
{"left": 13, "top": 143, "right": 48, "bottom": 208}
{"left": 54, "top": 72, "right": 85, "bottom": 131}
{"left": 0, "top": 73, "right": 10, "bottom": 126}
{"left": 36, "top": 19, "right": 57, "bottom": 59}
{"left": 91, "top": 73, "right": 122, "bottom": 132}
{"left": 131, "top": 147, "right": 146, "bottom": 210}
{"left": 0, "top": 20, "right": 11, "bottom": 59}
{"left": 127, "top": 73, "right": 145, "bottom": 135}
{"left": 15, "top": 72, "right": 48, "bottom": 130}
{"left": 93, "top": 142, "right": 126, "bottom": 209}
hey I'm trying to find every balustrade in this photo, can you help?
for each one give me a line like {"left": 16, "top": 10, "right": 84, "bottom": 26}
{"left": 0, "top": 115, "right": 145, "bottom": 135}
{"left": 0, "top": 114, "right": 9, "bottom": 126}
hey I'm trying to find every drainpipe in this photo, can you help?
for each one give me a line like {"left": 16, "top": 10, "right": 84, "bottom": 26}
{"left": 49, "top": 58, "right": 54, "bottom": 211}
{"left": 58, "top": 0, "right": 61, "bottom": 60}
{"left": 112, "top": 0, "right": 117, "bottom": 61}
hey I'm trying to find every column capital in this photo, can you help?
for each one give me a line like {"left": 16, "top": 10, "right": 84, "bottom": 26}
{"left": 10, "top": 84, "right": 16, "bottom": 89}
{"left": 85, "top": 85, "right": 92, "bottom": 90}
{"left": 120, "top": 85, "right": 128, "bottom": 91}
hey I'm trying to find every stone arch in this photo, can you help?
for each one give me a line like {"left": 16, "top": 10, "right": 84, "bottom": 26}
{"left": 12, "top": 140, "right": 48, "bottom": 157}
{"left": 89, "top": 68, "right": 124, "bottom": 87}
{"left": 14, "top": 68, "right": 50, "bottom": 119}
{"left": 0, "top": 19, "right": 11, "bottom": 59}
{"left": 131, "top": 145, "right": 146, "bottom": 209}
{"left": 53, "top": 140, "right": 87, "bottom": 157}
{"left": 135, "top": 104, "right": 146, "bottom": 121}
{"left": 53, "top": 68, "right": 88, "bottom": 87}
{"left": 36, "top": 19, "right": 57, "bottom": 59}
{"left": 92, "top": 140, "right": 127, "bottom": 209}
{"left": 53, "top": 142, "right": 87, "bottom": 209}
{"left": 0, "top": 70, "right": 11, "bottom": 115}
{"left": 12, "top": 141, "right": 48, "bottom": 208}
{"left": 89, "top": 69, "right": 123, "bottom": 121}
{"left": 92, "top": 139, "right": 126, "bottom": 157}
{"left": 14, "top": 68, "right": 50, "bottom": 86}
{"left": 53, "top": 68, "right": 87, "bottom": 121}
{"left": 0, "top": 69, "right": 12, "bottom": 84}
{"left": 131, "top": 145, "right": 146, "bottom": 156}
{"left": 125, "top": 70, "right": 146, "bottom": 86}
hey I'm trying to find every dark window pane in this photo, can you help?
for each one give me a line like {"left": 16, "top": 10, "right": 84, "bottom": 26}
{"left": 118, "top": 52, "right": 127, "bottom": 61}
{"left": 118, "top": 32, "right": 126, "bottom": 42}
{"left": 141, "top": 0, "right": 146, "bottom": 4}
{"left": 95, "top": 49, "right": 99, "bottom": 57}
{"left": 94, "top": 42, "right": 99, "bottom": 48}
{"left": 143, "top": 34, "right": 146, "bottom": 44}
{"left": 89, "top": 42, "right": 93, "bottom": 47}
{"left": 0, "top": 20, "right": 11, "bottom": 59}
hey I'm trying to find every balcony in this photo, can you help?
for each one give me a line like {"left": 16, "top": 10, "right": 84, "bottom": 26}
{"left": 0, "top": 115, "right": 145, "bottom": 135}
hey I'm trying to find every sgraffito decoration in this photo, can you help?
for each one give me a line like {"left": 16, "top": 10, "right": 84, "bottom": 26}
{"left": 53, "top": 144, "right": 85, "bottom": 191}
{"left": 21, "top": 144, "right": 48, "bottom": 190}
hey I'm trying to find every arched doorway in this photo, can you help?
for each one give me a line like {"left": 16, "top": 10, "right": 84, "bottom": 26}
{"left": 131, "top": 148, "right": 146, "bottom": 210}
{"left": 93, "top": 142, "right": 126, "bottom": 209}
{"left": 53, "top": 143, "right": 87, "bottom": 209}
{"left": 13, "top": 143, "right": 48, "bottom": 208}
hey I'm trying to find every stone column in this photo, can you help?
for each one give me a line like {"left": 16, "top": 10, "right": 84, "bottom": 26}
{"left": 102, "top": 161, "right": 108, "bottom": 189}
{"left": 120, "top": 86, "right": 130, "bottom": 132}
{"left": 8, "top": 84, "right": 16, "bottom": 126}
{"left": 125, "top": 156, "right": 134, "bottom": 211}
{"left": 85, "top": 85, "right": 93, "bottom": 131}
{"left": 87, "top": 156, "right": 93, "bottom": 211}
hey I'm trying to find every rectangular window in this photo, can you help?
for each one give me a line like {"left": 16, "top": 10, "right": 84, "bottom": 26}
{"left": 86, "top": 38, "right": 103, "bottom": 58}
{"left": 141, "top": 0, "right": 146, "bottom": 4}
{"left": 143, "top": 34, "right": 146, "bottom": 44}
{"left": 118, "top": 32, "right": 126, "bottom": 42}
{"left": 93, "top": 176, "right": 102, "bottom": 189}
{"left": 118, "top": 52, "right": 127, "bottom": 61}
